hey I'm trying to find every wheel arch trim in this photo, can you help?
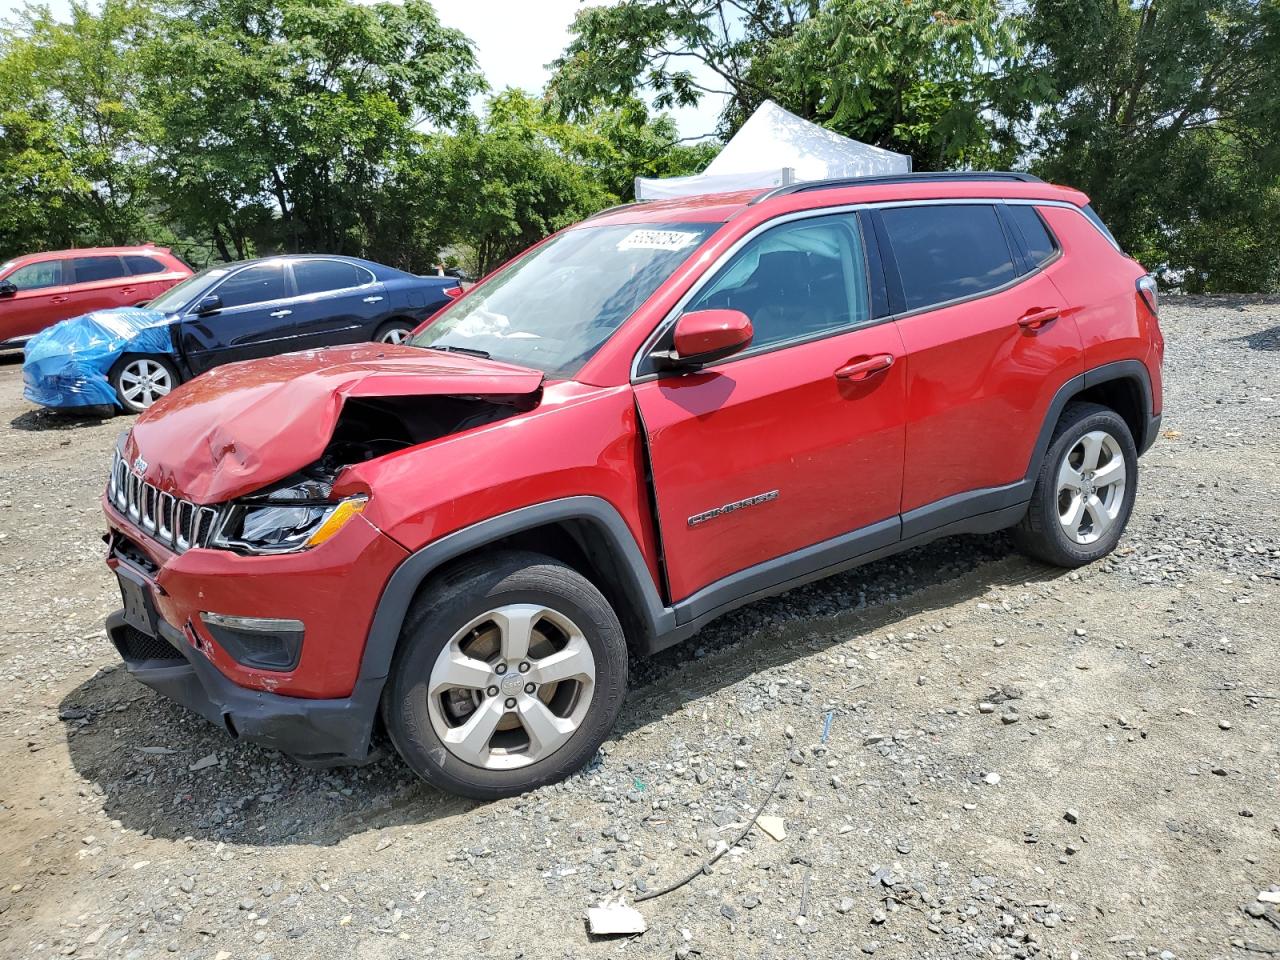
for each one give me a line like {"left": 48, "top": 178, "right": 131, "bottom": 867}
{"left": 357, "top": 497, "right": 672, "bottom": 688}
{"left": 1027, "top": 359, "right": 1156, "bottom": 480}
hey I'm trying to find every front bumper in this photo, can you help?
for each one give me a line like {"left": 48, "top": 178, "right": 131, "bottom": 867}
{"left": 106, "top": 609, "right": 382, "bottom": 765}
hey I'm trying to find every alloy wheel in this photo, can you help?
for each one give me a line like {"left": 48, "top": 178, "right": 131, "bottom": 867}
{"left": 426, "top": 604, "right": 596, "bottom": 770}
{"left": 379, "top": 326, "right": 410, "bottom": 344}
{"left": 119, "top": 358, "right": 173, "bottom": 409}
{"left": 1056, "top": 429, "right": 1126, "bottom": 545}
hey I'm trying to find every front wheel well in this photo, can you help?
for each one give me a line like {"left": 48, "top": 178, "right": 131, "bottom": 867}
{"left": 408, "top": 519, "right": 657, "bottom": 656}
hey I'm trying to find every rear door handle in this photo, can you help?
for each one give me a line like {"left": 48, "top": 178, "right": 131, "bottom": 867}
{"left": 362, "top": 296, "right": 383, "bottom": 303}
{"left": 1017, "top": 307, "right": 1059, "bottom": 330}
{"left": 834, "top": 353, "right": 895, "bottom": 381}
{"left": 51, "top": 295, "right": 69, "bottom": 304}
{"left": 269, "top": 309, "right": 292, "bottom": 318}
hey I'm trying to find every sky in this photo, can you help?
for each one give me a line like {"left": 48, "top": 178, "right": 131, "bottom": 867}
{"left": 0, "top": 0, "right": 728, "bottom": 139}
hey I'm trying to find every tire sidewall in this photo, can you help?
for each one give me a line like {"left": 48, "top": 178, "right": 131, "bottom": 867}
{"left": 1037, "top": 408, "right": 1138, "bottom": 564}
{"left": 384, "top": 557, "right": 628, "bottom": 799}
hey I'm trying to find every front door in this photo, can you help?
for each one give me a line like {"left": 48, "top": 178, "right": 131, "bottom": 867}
{"left": 177, "top": 262, "right": 298, "bottom": 374}
{"left": 0, "top": 258, "right": 68, "bottom": 342}
{"left": 633, "top": 212, "right": 907, "bottom": 603}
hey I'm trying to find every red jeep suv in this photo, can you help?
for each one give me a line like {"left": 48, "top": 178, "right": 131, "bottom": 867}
{"left": 101, "top": 173, "right": 1164, "bottom": 799}
{"left": 0, "top": 245, "right": 192, "bottom": 349}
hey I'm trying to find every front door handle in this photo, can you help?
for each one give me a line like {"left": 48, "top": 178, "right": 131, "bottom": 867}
{"left": 51, "top": 295, "right": 69, "bottom": 304}
{"left": 269, "top": 309, "right": 292, "bottom": 318}
{"left": 1017, "top": 307, "right": 1059, "bottom": 330}
{"left": 362, "top": 296, "right": 384, "bottom": 303}
{"left": 835, "top": 353, "right": 895, "bottom": 381}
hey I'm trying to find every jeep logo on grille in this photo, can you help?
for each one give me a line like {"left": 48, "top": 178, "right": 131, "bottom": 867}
{"left": 133, "top": 456, "right": 148, "bottom": 474}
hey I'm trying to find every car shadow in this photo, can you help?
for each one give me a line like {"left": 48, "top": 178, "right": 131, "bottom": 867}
{"left": 1233, "top": 323, "right": 1280, "bottom": 352}
{"left": 59, "top": 532, "right": 1060, "bottom": 848}
{"left": 10, "top": 405, "right": 119, "bottom": 431}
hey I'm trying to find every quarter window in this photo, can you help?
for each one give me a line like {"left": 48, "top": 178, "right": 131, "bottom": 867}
{"left": 213, "top": 264, "right": 288, "bottom": 309}
{"left": 5, "top": 260, "right": 63, "bottom": 290}
{"left": 124, "top": 255, "right": 166, "bottom": 275}
{"left": 73, "top": 256, "right": 129, "bottom": 283}
{"left": 880, "top": 204, "right": 1017, "bottom": 311}
{"left": 684, "top": 214, "right": 870, "bottom": 351}
{"left": 293, "top": 259, "right": 368, "bottom": 296}
{"left": 1005, "top": 205, "right": 1057, "bottom": 266}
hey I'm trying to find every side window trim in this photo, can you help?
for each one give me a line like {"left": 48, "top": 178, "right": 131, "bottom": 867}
{"left": 290, "top": 258, "right": 376, "bottom": 296}
{"left": 995, "top": 203, "right": 1035, "bottom": 275}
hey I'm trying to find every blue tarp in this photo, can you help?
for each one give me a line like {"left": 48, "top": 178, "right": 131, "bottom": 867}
{"left": 23, "top": 308, "right": 177, "bottom": 409}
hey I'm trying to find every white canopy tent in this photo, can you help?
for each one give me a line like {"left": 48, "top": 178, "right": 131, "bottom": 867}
{"left": 635, "top": 100, "right": 911, "bottom": 200}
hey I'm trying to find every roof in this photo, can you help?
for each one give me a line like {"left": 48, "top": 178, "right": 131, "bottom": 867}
{"left": 3, "top": 245, "right": 172, "bottom": 266}
{"left": 586, "top": 173, "right": 1090, "bottom": 228}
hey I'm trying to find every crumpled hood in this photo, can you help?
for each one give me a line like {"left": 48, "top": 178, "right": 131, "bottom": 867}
{"left": 125, "top": 344, "right": 544, "bottom": 504}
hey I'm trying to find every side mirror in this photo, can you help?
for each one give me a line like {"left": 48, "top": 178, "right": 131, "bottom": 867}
{"left": 195, "top": 294, "right": 222, "bottom": 315}
{"left": 658, "top": 309, "right": 753, "bottom": 369}
{"left": 0, "top": 281, "right": 17, "bottom": 298}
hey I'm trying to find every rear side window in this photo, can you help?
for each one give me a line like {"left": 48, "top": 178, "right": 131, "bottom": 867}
{"left": 1005, "top": 205, "right": 1057, "bottom": 265}
{"left": 73, "top": 256, "right": 128, "bottom": 283}
{"left": 293, "top": 259, "right": 368, "bottom": 295}
{"left": 214, "top": 264, "right": 288, "bottom": 309}
{"left": 685, "top": 213, "right": 870, "bottom": 351}
{"left": 124, "top": 255, "right": 166, "bottom": 275}
{"left": 880, "top": 205, "right": 1016, "bottom": 311}
{"left": 5, "top": 260, "right": 63, "bottom": 289}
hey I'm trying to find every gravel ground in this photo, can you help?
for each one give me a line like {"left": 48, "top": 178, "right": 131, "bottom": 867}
{"left": 0, "top": 296, "right": 1277, "bottom": 960}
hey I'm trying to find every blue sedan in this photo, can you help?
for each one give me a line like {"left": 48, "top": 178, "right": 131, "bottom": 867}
{"left": 23, "top": 255, "right": 460, "bottom": 412}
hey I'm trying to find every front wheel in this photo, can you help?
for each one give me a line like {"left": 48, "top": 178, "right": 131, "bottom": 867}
{"left": 382, "top": 551, "right": 628, "bottom": 800}
{"left": 110, "top": 355, "right": 180, "bottom": 413}
{"left": 1012, "top": 401, "right": 1138, "bottom": 567}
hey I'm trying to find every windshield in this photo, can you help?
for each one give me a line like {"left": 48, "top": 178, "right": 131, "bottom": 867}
{"left": 410, "top": 221, "right": 719, "bottom": 377}
{"left": 147, "top": 265, "right": 229, "bottom": 312}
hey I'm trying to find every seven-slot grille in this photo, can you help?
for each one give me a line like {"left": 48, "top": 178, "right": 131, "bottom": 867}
{"left": 108, "top": 448, "right": 218, "bottom": 552}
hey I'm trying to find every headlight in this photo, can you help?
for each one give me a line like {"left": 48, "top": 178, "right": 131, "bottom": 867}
{"left": 210, "top": 477, "right": 368, "bottom": 555}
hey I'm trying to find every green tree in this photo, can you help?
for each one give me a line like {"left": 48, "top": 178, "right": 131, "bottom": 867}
{"left": 0, "top": 0, "right": 161, "bottom": 257}
{"left": 548, "top": 0, "right": 1021, "bottom": 168}
{"left": 1016, "top": 0, "right": 1280, "bottom": 289}
{"left": 146, "top": 0, "right": 483, "bottom": 258}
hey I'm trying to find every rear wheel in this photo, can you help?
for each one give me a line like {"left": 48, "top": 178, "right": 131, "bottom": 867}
{"left": 110, "top": 355, "right": 180, "bottom": 413}
{"left": 374, "top": 320, "right": 414, "bottom": 345}
{"left": 1012, "top": 401, "right": 1137, "bottom": 567}
{"left": 382, "top": 551, "right": 628, "bottom": 800}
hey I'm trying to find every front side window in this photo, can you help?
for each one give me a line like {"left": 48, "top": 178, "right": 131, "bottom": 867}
{"left": 880, "top": 204, "right": 1017, "bottom": 311}
{"left": 411, "top": 221, "right": 718, "bottom": 378}
{"left": 684, "top": 213, "right": 870, "bottom": 351}
{"left": 293, "top": 259, "right": 368, "bottom": 296}
{"left": 5, "top": 260, "right": 63, "bottom": 290}
{"left": 73, "top": 256, "right": 128, "bottom": 283}
{"left": 213, "top": 264, "right": 289, "bottom": 309}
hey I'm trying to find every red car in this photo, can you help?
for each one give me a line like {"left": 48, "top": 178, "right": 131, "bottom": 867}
{"left": 101, "top": 173, "right": 1164, "bottom": 799}
{"left": 0, "top": 246, "right": 192, "bottom": 349}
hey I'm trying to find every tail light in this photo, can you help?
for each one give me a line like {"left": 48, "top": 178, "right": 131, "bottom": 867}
{"left": 1137, "top": 275, "right": 1159, "bottom": 316}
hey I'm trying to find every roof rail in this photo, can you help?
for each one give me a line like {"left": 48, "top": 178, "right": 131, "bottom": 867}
{"left": 752, "top": 171, "right": 1044, "bottom": 204}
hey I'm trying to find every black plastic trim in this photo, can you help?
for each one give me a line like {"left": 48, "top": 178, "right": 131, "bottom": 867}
{"left": 858, "top": 209, "right": 891, "bottom": 319}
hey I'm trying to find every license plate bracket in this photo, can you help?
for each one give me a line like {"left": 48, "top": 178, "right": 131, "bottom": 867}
{"left": 116, "top": 565, "right": 159, "bottom": 636}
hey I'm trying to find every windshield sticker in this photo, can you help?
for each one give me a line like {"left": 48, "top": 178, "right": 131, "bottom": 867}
{"left": 616, "top": 229, "right": 701, "bottom": 252}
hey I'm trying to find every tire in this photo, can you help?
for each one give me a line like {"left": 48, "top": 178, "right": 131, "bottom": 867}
{"left": 109, "top": 354, "right": 181, "bottom": 414}
{"left": 381, "top": 550, "right": 629, "bottom": 800}
{"left": 1012, "top": 401, "right": 1138, "bottom": 567}
{"left": 373, "top": 319, "right": 415, "bottom": 345}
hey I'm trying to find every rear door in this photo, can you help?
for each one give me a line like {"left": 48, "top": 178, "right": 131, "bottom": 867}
{"left": 633, "top": 211, "right": 907, "bottom": 604}
{"left": 176, "top": 262, "right": 296, "bottom": 374}
{"left": 122, "top": 252, "right": 184, "bottom": 303}
{"left": 874, "top": 201, "right": 1080, "bottom": 524}
{"left": 67, "top": 255, "right": 141, "bottom": 312}
{"left": 285, "top": 258, "right": 387, "bottom": 348}
{"left": 0, "top": 259, "right": 69, "bottom": 342}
